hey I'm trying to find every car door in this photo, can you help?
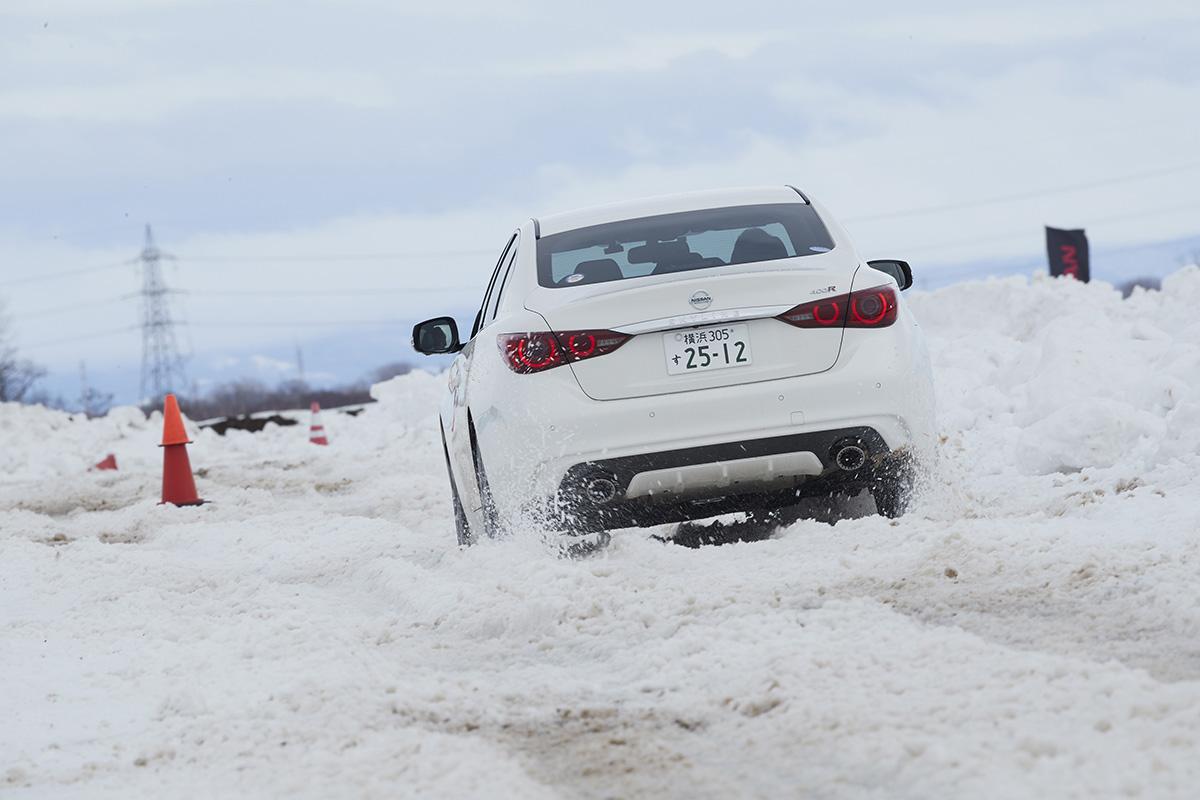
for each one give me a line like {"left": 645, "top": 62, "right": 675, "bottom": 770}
{"left": 446, "top": 232, "right": 518, "bottom": 512}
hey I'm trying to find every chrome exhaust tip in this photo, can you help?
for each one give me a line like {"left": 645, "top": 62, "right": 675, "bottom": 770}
{"left": 583, "top": 475, "right": 618, "bottom": 505}
{"left": 833, "top": 442, "right": 867, "bottom": 471}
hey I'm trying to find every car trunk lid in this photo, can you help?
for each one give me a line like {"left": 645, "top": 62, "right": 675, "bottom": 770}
{"left": 528, "top": 263, "right": 854, "bottom": 401}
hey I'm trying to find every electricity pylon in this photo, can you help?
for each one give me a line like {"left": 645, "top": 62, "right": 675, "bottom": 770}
{"left": 138, "top": 225, "right": 188, "bottom": 404}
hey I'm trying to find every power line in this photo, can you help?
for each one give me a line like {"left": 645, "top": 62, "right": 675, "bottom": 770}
{"left": 24, "top": 318, "right": 407, "bottom": 346}
{"left": 22, "top": 325, "right": 140, "bottom": 350}
{"left": 182, "top": 287, "right": 474, "bottom": 297}
{"left": 177, "top": 249, "right": 494, "bottom": 263}
{"left": 0, "top": 257, "right": 137, "bottom": 288}
{"left": 14, "top": 293, "right": 136, "bottom": 320}
{"left": 189, "top": 320, "right": 407, "bottom": 328}
{"left": 846, "top": 160, "right": 1200, "bottom": 224}
{"left": 900, "top": 201, "right": 1200, "bottom": 259}
{"left": 12, "top": 285, "right": 471, "bottom": 319}
{"left": 25, "top": 319, "right": 413, "bottom": 341}
{"left": 0, "top": 249, "right": 489, "bottom": 289}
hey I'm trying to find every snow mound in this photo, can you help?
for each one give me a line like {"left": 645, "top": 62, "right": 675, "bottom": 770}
{"left": 912, "top": 267, "right": 1200, "bottom": 476}
{"left": 369, "top": 367, "right": 444, "bottom": 418}
{"left": 0, "top": 402, "right": 160, "bottom": 481}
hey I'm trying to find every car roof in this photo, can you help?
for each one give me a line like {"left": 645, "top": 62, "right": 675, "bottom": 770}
{"left": 535, "top": 185, "right": 808, "bottom": 238}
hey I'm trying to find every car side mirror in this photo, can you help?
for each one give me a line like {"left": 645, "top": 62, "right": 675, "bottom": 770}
{"left": 412, "top": 316, "right": 462, "bottom": 355}
{"left": 867, "top": 259, "right": 913, "bottom": 290}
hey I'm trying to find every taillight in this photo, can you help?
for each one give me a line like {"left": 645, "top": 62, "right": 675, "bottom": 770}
{"left": 848, "top": 288, "right": 894, "bottom": 326}
{"left": 776, "top": 285, "right": 897, "bottom": 329}
{"left": 498, "top": 329, "right": 630, "bottom": 374}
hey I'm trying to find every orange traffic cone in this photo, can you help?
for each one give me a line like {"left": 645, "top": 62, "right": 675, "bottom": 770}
{"left": 309, "top": 401, "right": 329, "bottom": 446}
{"left": 160, "top": 394, "right": 204, "bottom": 506}
{"left": 92, "top": 453, "right": 118, "bottom": 471}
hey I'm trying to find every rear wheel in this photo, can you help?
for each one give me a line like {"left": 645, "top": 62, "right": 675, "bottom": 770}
{"left": 560, "top": 531, "right": 612, "bottom": 558}
{"left": 872, "top": 458, "right": 915, "bottom": 519}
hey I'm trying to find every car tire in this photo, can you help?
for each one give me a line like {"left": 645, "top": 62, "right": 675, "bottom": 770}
{"left": 872, "top": 458, "right": 915, "bottom": 519}
{"left": 441, "top": 426, "right": 472, "bottom": 546}
{"left": 470, "top": 423, "right": 504, "bottom": 539}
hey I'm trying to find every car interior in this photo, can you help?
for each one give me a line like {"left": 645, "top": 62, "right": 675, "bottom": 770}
{"left": 556, "top": 227, "right": 792, "bottom": 286}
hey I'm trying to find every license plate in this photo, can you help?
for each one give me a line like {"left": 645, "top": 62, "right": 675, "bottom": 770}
{"left": 663, "top": 324, "right": 752, "bottom": 375}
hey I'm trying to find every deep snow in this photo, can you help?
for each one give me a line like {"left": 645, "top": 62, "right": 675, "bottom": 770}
{"left": 3, "top": 269, "right": 1200, "bottom": 799}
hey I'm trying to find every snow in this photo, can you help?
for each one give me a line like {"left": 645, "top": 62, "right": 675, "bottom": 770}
{"left": 4, "top": 269, "right": 1200, "bottom": 798}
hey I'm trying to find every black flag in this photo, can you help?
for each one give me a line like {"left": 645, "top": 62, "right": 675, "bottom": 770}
{"left": 1045, "top": 227, "right": 1090, "bottom": 282}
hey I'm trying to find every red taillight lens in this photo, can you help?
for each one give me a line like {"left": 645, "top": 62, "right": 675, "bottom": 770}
{"left": 776, "top": 286, "right": 897, "bottom": 329}
{"left": 776, "top": 295, "right": 845, "bottom": 328}
{"left": 498, "top": 329, "right": 629, "bottom": 374}
{"left": 565, "top": 332, "right": 596, "bottom": 358}
{"left": 847, "top": 286, "right": 897, "bottom": 327}
{"left": 512, "top": 333, "right": 560, "bottom": 371}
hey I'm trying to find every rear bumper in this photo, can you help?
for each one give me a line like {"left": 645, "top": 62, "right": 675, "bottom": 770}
{"left": 552, "top": 426, "right": 896, "bottom": 530}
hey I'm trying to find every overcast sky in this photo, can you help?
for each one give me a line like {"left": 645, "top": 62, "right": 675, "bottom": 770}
{"left": 2, "top": 0, "right": 1198, "bottom": 401}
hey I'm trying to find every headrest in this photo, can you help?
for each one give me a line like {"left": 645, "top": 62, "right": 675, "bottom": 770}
{"left": 568, "top": 258, "right": 623, "bottom": 284}
{"left": 730, "top": 227, "right": 788, "bottom": 264}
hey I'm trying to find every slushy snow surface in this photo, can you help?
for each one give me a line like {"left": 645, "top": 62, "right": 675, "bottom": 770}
{"left": 4, "top": 270, "right": 1200, "bottom": 798}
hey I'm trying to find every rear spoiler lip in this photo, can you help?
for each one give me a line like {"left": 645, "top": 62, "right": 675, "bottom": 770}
{"left": 785, "top": 185, "right": 812, "bottom": 204}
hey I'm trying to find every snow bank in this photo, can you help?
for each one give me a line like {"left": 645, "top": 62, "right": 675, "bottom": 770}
{"left": 3, "top": 272, "right": 1200, "bottom": 799}
{"left": 0, "top": 369, "right": 446, "bottom": 484}
{"left": 0, "top": 403, "right": 157, "bottom": 481}
{"left": 912, "top": 267, "right": 1200, "bottom": 477}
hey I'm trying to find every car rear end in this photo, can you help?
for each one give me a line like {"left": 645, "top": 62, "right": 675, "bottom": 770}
{"left": 476, "top": 187, "right": 935, "bottom": 530}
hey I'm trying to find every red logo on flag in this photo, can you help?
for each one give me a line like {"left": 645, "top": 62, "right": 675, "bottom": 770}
{"left": 1060, "top": 245, "right": 1079, "bottom": 279}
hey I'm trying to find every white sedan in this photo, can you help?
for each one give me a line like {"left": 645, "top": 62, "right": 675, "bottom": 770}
{"left": 413, "top": 186, "right": 935, "bottom": 544}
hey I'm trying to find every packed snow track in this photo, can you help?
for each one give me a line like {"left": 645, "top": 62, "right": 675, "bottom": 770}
{"left": 4, "top": 270, "right": 1200, "bottom": 799}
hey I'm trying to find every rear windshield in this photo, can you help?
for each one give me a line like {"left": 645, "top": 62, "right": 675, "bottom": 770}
{"left": 536, "top": 203, "right": 834, "bottom": 288}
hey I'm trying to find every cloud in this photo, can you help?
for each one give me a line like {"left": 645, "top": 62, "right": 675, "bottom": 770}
{"left": 505, "top": 31, "right": 781, "bottom": 75}
{"left": 2, "top": 0, "right": 1198, "bottom": 392}
{"left": 854, "top": 4, "right": 1199, "bottom": 46}
{"left": 1, "top": 0, "right": 208, "bottom": 15}
{"left": 250, "top": 354, "right": 294, "bottom": 375}
{"left": 0, "top": 69, "right": 394, "bottom": 123}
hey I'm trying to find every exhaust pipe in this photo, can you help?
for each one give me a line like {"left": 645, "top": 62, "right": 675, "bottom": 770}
{"left": 832, "top": 441, "right": 867, "bottom": 472}
{"left": 583, "top": 474, "right": 618, "bottom": 505}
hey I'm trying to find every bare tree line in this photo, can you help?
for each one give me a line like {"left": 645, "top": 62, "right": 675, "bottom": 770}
{"left": 2, "top": 299, "right": 411, "bottom": 418}
{"left": 0, "top": 301, "right": 47, "bottom": 404}
{"left": 171, "top": 362, "right": 412, "bottom": 421}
